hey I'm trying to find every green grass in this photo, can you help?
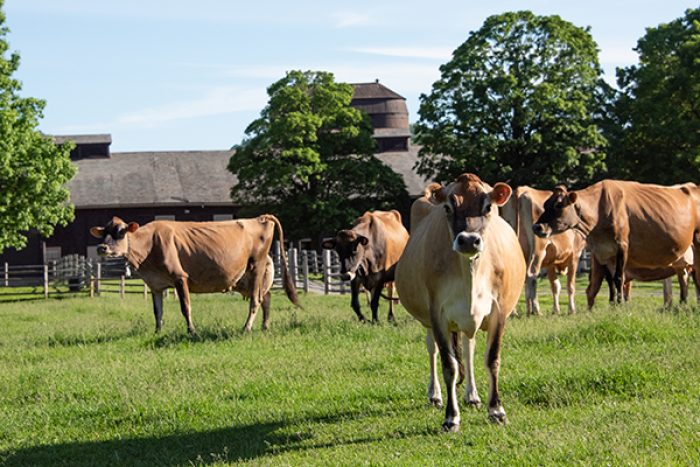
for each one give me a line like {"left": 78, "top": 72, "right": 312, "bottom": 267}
{"left": 0, "top": 279, "right": 698, "bottom": 466}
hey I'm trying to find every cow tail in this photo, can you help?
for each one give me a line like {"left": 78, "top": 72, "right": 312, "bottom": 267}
{"left": 265, "top": 214, "right": 302, "bottom": 308}
{"left": 452, "top": 332, "right": 465, "bottom": 386}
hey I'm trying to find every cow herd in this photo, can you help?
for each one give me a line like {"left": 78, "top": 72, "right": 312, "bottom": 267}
{"left": 89, "top": 174, "right": 700, "bottom": 432}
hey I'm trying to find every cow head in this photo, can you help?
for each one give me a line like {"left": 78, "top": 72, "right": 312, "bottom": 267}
{"left": 322, "top": 229, "right": 369, "bottom": 281}
{"left": 532, "top": 185, "right": 579, "bottom": 238}
{"left": 437, "top": 173, "right": 512, "bottom": 257}
{"left": 89, "top": 217, "right": 139, "bottom": 257}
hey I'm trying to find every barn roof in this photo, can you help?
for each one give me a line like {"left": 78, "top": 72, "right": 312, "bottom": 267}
{"left": 54, "top": 134, "right": 112, "bottom": 145}
{"left": 376, "top": 144, "right": 430, "bottom": 197}
{"left": 352, "top": 82, "right": 405, "bottom": 100}
{"left": 68, "top": 150, "right": 237, "bottom": 209}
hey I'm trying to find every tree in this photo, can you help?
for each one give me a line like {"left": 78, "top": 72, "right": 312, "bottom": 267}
{"left": 0, "top": 4, "right": 75, "bottom": 251}
{"left": 415, "top": 11, "right": 607, "bottom": 188}
{"left": 228, "top": 70, "right": 408, "bottom": 240}
{"left": 607, "top": 8, "right": 700, "bottom": 184}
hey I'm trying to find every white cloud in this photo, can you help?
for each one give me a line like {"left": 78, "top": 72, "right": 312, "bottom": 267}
{"left": 55, "top": 86, "right": 267, "bottom": 132}
{"left": 348, "top": 46, "right": 452, "bottom": 60}
{"left": 332, "top": 12, "right": 372, "bottom": 28}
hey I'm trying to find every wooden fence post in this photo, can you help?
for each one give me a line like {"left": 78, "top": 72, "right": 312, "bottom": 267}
{"left": 302, "top": 250, "right": 309, "bottom": 293}
{"left": 89, "top": 275, "right": 95, "bottom": 298}
{"left": 323, "top": 249, "right": 331, "bottom": 295}
{"left": 143, "top": 283, "right": 148, "bottom": 299}
{"left": 43, "top": 264, "right": 49, "bottom": 299}
{"left": 289, "top": 248, "right": 298, "bottom": 287}
{"left": 120, "top": 275, "right": 125, "bottom": 299}
{"left": 96, "top": 263, "right": 102, "bottom": 296}
{"left": 3, "top": 262, "right": 7, "bottom": 287}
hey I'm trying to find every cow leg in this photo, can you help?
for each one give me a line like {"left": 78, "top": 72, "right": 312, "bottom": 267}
{"left": 370, "top": 285, "right": 382, "bottom": 323}
{"left": 623, "top": 279, "right": 632, "bottom": 302}
{"left": 586, "top": 258, "right": 606, "bottom": 310}
{"left": 566, "top": 261, "right": 577, "bottom": 314}
{"left": 243, "top": 295, "right": 263, "bottom": 332}
{"left": 662, "top": 278, "right": 673, "bottom": 307}
{"left": 261, "top": 291, "right": 272, "bottom": 331}
{"left": 485, "top": 310, "right": 507, "bottom": 424}
{"left": 430, "top": 312, "right": 460, "bottom": 432}
{"left": 174, "top": 278, "right": 195, "bottom": 335}
{"left": 426, "top": 330, "right": 443, "bottom": 408}
{"left": 386, "top": 283, "right": 395, "bottom": 323}
{"left": 462, "top": 334, "right": 481, "bottom": 408}
{"left": 678, "top": 269, "right": 689, "bottom": 304}
{"left": 612, "top": 250, "right": 626, "bottom": 305}
{"left": 547, "top": 267, "right": 561, "bottom": 315}
{"left": 152, "top": 289, "right": 164, "bottom": 332}
{"left": 350, "top": 279, "right": 366, "bottom": 322}
{"left": 525, "top": 253, "right": 545, "bottom": 316}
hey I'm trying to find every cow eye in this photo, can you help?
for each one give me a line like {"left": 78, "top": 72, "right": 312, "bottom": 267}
{"left": 481, "top": 197, "right": 492, "bottom": 216}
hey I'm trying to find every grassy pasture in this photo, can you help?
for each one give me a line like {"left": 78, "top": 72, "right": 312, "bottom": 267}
{"left": 0, "top": 278, "right": 698, "bottom": 466}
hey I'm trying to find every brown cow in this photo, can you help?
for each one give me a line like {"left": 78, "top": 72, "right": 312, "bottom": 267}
{"left": 396, "top": 174, "right": 525, "bottom": 429}
{"left": 533, "top": 180, "right": 700, "bottom": 308}
{"left": 322, "top": 210, "right": 409, "bottom": 322}
{"left": 504, "top": 187, "right": 587, "bottom": 315}
{"left": 90, "top": 215, "right": 300, "bottom": 333}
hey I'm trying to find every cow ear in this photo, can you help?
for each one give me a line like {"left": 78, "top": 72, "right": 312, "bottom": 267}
{"left": 490, "top": 183, "right": 513, "bottom": 207}
{"left": 357, "top": 235, "right": 369, "bottom": 246}
{"left": 127, "top": 222, "right": 139, "bottom": 233}
{"left": 432, "top": 186, "right": 447, "bottom": 204}
{"left": 568, "top": 192, "right": 578, "bottom": 204}
{"left": 321, "top": 238, "right": 335, "bottom": 249}
{"left": 89, "top": 227, "right": 104, "bottom": 238}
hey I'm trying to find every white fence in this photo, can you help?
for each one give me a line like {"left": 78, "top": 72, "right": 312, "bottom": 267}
{"left": 1, "top": 242, "right": 352, "bottom": 299}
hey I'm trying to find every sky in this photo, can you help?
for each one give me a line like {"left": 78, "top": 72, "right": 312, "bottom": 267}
{"left": 4, "top": 1, "right": 697, "bottom": 152}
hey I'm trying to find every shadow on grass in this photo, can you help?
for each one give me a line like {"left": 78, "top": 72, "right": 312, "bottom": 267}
{"left": 0, "top": 409, "right": 426, "bottom": 466}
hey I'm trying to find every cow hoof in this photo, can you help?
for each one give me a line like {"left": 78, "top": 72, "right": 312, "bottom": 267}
{"left": 427, "top": 398, "right": 443, "bottom": 408}
{"left": 465, "top": 399, "right": 481, "bottom": 409}
{"left": 187, "top": 328, "right": 197, "bottom": 336}
{"left": 441, "top": 421, "right": 460, "bottom": 433}
{"left": 488, "top": 407, "right": 508, "bottom": 425}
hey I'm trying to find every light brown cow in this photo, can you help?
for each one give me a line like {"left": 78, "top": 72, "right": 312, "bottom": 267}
{"left": 618, "top": 247, "right": 695, "bottom": 306}
{"left": 396, "top": 174, "right": 525, "bottom": 429}
{"left": 322, "top": 210, "right": 409, "bottom": 322}
{"left": 90, "top": 215, "right": 300, "bottom": 333}
{"left": 533, "top": 180, "right": 700, "bottom": 308}
{"left": 503, "top": 187, "right": 587, "bottom": 315}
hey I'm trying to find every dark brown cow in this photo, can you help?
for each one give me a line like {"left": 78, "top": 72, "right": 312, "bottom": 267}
{"left": 533, "top": 180, "right": 700, "bottom": 308}
{"left": 503, "top": 186, "right": 587, "bottom": 315}
{"left": 90, "top": 215, "right": 300, "bottom": 333}
{"left": 322, "top": 210, "right": 409, "bottom": 322}
{"left": 396, "top": 174, "right": 525, "bottom": 429}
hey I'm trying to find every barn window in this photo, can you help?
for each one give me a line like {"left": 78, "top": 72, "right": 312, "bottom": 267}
{"left": 213, "top": 214, "right": 233, "bottom": 221}
{"left": 155, "top": 215, "right": 175, "bottom": 221}
{"left": 44, "top": 246, "right": 62, "bottom": 263}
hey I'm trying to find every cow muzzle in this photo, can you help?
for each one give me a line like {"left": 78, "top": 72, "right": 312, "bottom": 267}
{"left": 532, "top": 223, "right": 551, "bottom": 239}
{"left": 96, "top": 244, "right": 109, "bottom": 256}
{"left": 453, "top": 232, "right": 483, "bottom": 256}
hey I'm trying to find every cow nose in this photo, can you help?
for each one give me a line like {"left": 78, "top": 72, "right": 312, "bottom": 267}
{"left": 453, "top": 232, "right": 483, "bottom": 255}
{"left": 97, "top": 244, "right": 108, "bottom": 255}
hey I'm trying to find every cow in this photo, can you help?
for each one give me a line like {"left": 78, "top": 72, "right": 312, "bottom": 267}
{"left": 503, "top": 187, "right": 587, "bottom": 315}
{"left": 322, "top": 210, "right": 409, "bottom": 322}
{"left": 395, "top": 174, "right": 525, "bottom": 429}
{"left": 533, "top": 180, "right": 700, "bottom": 308}
{"left": 89, "top": 215, "right": 300, "bottom": 333}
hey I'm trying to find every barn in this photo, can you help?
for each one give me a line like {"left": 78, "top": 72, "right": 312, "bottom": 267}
{"left": 0, "top": 81, "right": 428, "bottom": 265}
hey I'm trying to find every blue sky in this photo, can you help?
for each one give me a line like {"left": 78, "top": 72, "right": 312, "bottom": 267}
{"left": 4, "top": 1, "right": 696, "bottom": 152}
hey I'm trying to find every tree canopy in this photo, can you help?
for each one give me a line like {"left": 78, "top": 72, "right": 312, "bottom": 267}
{"left": 228, "top": 70, "right": 408, "bottom": 240}
{"left": 414, "top": 10, "right": 607, "bottom": 188}
{"left": 605, "top": 7, "right": 700, "bottom": 184}
{"left": 0, "top": 5, "right": 75, "bottom": 251}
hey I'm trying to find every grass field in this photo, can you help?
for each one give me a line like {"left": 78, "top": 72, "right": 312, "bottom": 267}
{"left": 0, "top": 278, "right": 698, "bottom": 466}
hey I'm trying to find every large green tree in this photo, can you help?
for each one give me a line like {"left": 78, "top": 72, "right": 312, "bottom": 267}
{"left": 415, "top": 11, "right": 607, "bottom": 188}
{"left": 228, "top": 70, "right": 408, "bottom": 240}
{"left": 606, "top": 7, "right": 700, "bottom": 184}
{"left": 0, "top": 4, "right": 75, "bottom": 251}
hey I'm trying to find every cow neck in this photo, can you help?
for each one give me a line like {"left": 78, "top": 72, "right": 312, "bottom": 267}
{"left": 571, "top": 186, "right": 599, "bottom": 238}
{"left": 124, "top": 228, "right": 152, "bottom": 270}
